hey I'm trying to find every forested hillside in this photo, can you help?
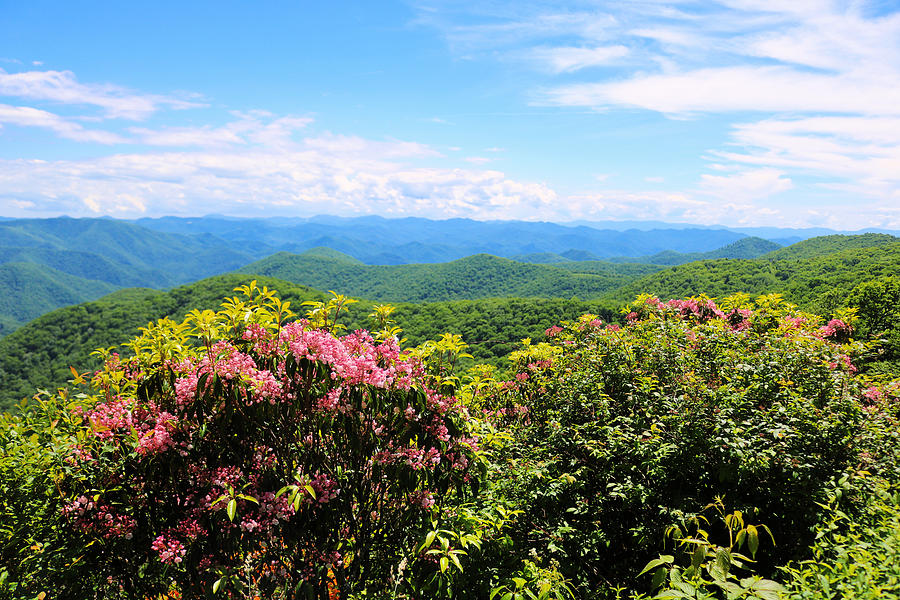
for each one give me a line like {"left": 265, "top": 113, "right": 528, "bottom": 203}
{"left": 239, "top": 252, "right": 649, "bottom": 302}
{"left": 1, "top": 217, "right": 895, "bottom": 342}
{"left": 0, "top": 218, "right": 261, "bottom": 332}
{"left": 610, "top": 236, "right": 782, "bottom": 265}
{"left": 762, "top": 232, "right": 898, "bottom": 260}
{"left": 607, "top": 241, "right": 900, "bottom": 314}
{"left": 0, "top": 218, "right": 257, "bottom": 282}
{"left": 0, "top": 262, "right": 117, "bottom": 335}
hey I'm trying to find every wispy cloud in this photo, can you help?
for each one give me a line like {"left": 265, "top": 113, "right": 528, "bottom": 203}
{"left": 542, "top": 66, "right": 900, "bottom": 116}
{"left": 699, "top": 168, "right": 794, "bottom": 202}
{"left": 0, "top": 103, "right": 126, "bottom": 143}
{"left": 0, "top": 68, "right": 203, "bottom": 119}
{"left": 412, "top": 0, "right": 900, "bottom": 221}
{"left": 530, "top": 45, "right": 628, "bottom": 73}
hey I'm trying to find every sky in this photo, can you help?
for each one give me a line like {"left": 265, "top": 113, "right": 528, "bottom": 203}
{"left": 1, "top": 0, "right": 899, "bottom": 229}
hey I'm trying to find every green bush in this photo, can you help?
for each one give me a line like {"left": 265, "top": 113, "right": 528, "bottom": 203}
{"left": 780, "top": 479, "right": 900, "bottom": 599}
{"left": 471, "top": 295, "right": 868, "bottom": 597}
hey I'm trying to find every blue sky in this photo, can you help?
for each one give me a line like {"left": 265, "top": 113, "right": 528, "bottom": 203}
{"left": 1, "top": 0, "right": 899, "bottom": 228}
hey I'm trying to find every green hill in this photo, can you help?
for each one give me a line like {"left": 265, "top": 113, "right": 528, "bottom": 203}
{"left": 298, "top": 246, "right": 365, "bottom": 264}
{"left": 0, "top": 218, "right": 266, "bottom": 337}
{"left": 762, "top": 233, "right": 898, "bottom": 261}
{"left": 239, "top": 252, "right": 648, "bottom": 302}
{"left": 553, "top": 261, "right": 664, "bottom": 277}
{"left": 509, "top": 252, "right": 571, "bottom": 264}
{"left": 608, "top": 236, "right": 782, "bottom": 265}
{"left": 606, "top": 241, "right": 900, "bottom": 314}
{"left": 0, "top": 262, "right": 117, "bottom": 335}
{"left": 0, "top": 246, "right": 154, "bottom": 287}
{"left": 0, "top": 274, "right": 618, "bottom": 412}
{"left": 0, "top": 217, "right": 258, "bottom": 285}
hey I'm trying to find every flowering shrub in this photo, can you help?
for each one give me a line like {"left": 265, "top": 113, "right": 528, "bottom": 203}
{"left": 475, "top": 294, "right": 871, "bottom": 596}
{"left": 37, "top": 282, "right": 481, "bottom": 598}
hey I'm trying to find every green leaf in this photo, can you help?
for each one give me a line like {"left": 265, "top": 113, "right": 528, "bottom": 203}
{"left": 691, "top": 544, "right": 706, "bottom": 571}
{"left": 449, "top": 551, "right": 464, "bottom": 572}
{"left": 639, "top": 554, "right": 675, "bottom": 576}
{"left": 420, "top": 529, "right": 437, "bottom": 552}
{"left": 747, "top": 525, "right": 759, "bottom": 557}
{"left": 651, "top": 566, "right": 667, "bottom": 590}
{"left": 226, "top": 498, "right": 237, "bottom": 522}
{"left": 213, "top": 578, "right": 223, "bottom": 593}
{"left": 440, "top": 556, "right": 449, "bottom": 573}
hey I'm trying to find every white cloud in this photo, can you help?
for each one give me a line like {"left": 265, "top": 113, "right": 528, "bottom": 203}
{"left": 531, "top": 45, "right": 628, "bottom": 73}
{"left": 464, "top": 156, "right": 492, "bottom": 164}
{"left": 0, "top": 103, "right": 126, "bottom": 143}
{"left": 543, "top": 66, "right": 900, "bottom": 116}
{"left": 0, "top": 137, "right": 556, "bottom": 220}
{"left": 565, "top": 189, "right": 731, "bottom": 224}
{"left": 711, "top": 116, "right": 900, "bottom": 196}
{"left": 0, "top": 68, "right": 203, "bottom": 119}
{"left": 416, "top": 0, "right": 900, "bottom": 217}
{"left": 699, "top": 168, "right": 794, "bottom": 202}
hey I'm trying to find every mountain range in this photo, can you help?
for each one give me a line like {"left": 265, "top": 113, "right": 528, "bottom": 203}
{"left": 1, "top": 215, "right": 897, "bottom": 337}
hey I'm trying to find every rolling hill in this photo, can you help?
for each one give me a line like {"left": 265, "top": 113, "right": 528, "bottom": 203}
{"left": 609, "top": 236, "right": 782, "bottom": 265}
{"left": 606, "top": 239, "right": 900, "bottom": 314}
{"left": 238, "top": 251, "right": 650, "bottom": 302}
{"left": 760, "top": 233, "right": 898, "bottom": 261}
{"left": 0, "top": 262, "right": 118, "bottom": 335}
{"left": 0, "top": 218, "right": 266, "bottom": 336}
{"left": 0, "top": 217, "right": 258, "bottom": 283}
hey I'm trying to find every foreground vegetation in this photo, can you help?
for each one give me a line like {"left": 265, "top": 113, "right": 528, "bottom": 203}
{"left": 2, "top": 279, "right": 899, "bottom": 598}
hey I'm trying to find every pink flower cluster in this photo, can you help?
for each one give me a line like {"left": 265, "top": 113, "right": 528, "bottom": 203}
{"left": 665, "top": 298, "right": 726, "bottom": 322}
{"left": 727, "top": 309, "right": 753, "bottom": 331}
{"left": 83, "top": 399, "right": 184, "bottom": 457}
{"left": 827, "top": 354, "right": 857, "bottom": 373}
{"left": 64, "top": 310, "right": 481, "bottom": 586}
{"left": 87, "top": 398, "right": 135, "bottom": 439}
{"left": 135, "top": 411, "right": 177, "bottom": 455}
{"left": 62, "top": 497, "right": 136, "bottom": 540}
{"left": 175, "top": 341, "right": 283, "bottom": 407}
{"left": 279, "top": 325, "right": 417, "bottom": 390}
{"left": 151, "top": 533, "right": 186, "bottom": 565}
{"left": 407, "top": 490, "right": 435, "bottom": 509}
{"left": 374, "top": 443, "right": 442, "bottom": 470}
{"left": 819, "top": 318, "right": 853, "bottom": 342}
{"left": 863, "top": 387, "right": 883, "bottom": 403}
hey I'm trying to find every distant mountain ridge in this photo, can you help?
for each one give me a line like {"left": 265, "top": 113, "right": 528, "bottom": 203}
{"left": 133, "top": 214, "right": 752, "bottom": 264}
{"left": 0, "top": 215, "right": 896, "bottom": 339}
